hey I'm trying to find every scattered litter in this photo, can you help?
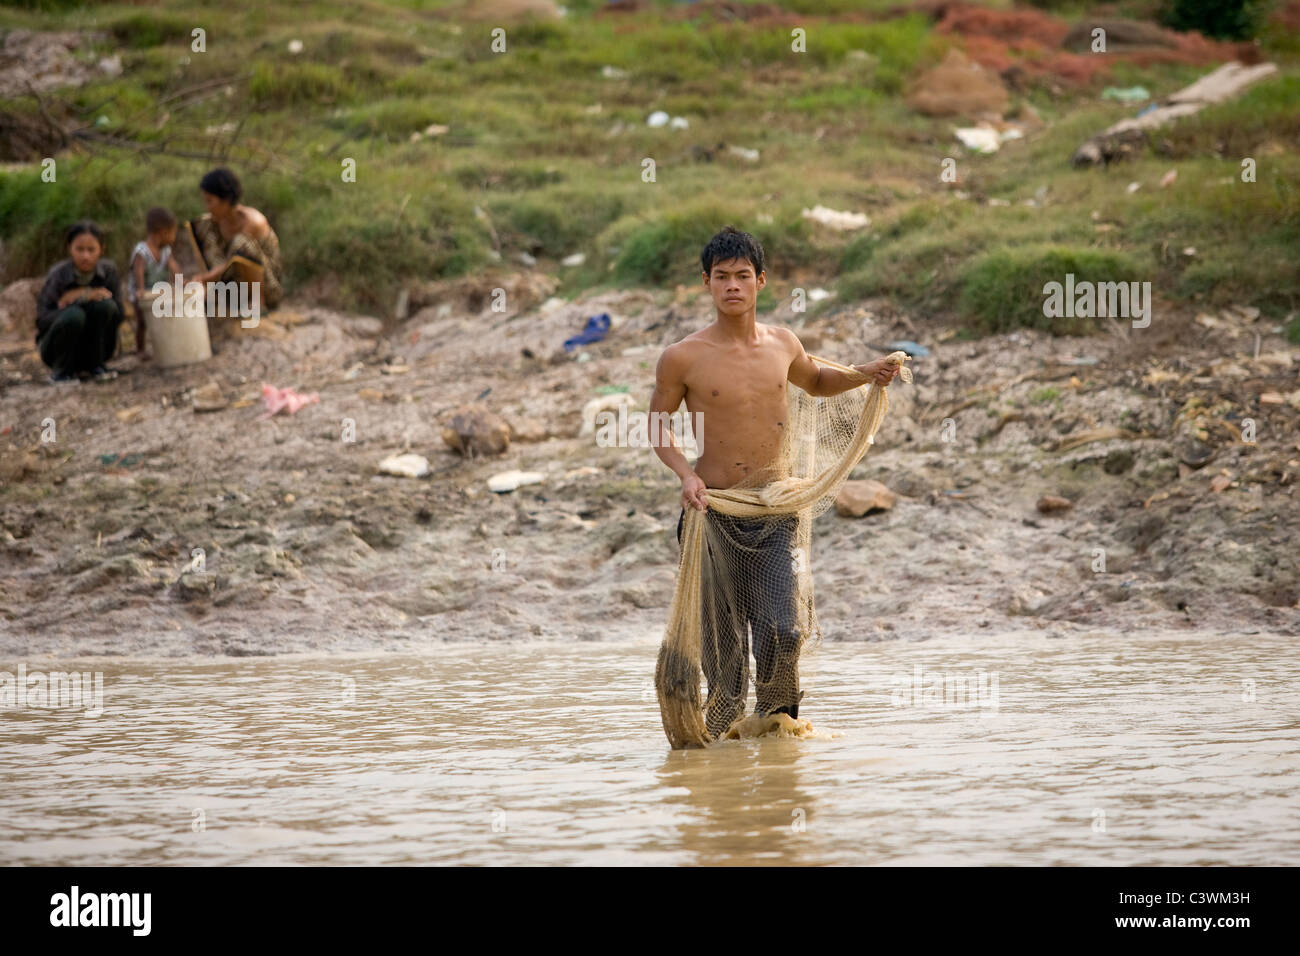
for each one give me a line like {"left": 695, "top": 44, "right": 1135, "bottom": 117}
{"left": 801, "top": 205, "right": 870, "bottom": 231}
{"left": 563, "top": 312, "right": 611, "bottom": 351}
{"left": 1160, "top": 169, "right": 1177, "bottom": 188}
{"left": 954, "top": 126, "right": 1001, "bottom": 154}
{"left": 1126, "top": 181, "right": 1141, "bottom": 193}
{"left": 488, "top": 470, "right": 545, "bottom": 493}
{"left": 647, "top": 110, "right": 670, "bottom": 127}
{"left": 562, "top": 253, "right": 586, "bottom": 267}
{"left": 1073, "top": 62, "right": 1279, "bottom": 166}
{"left": 601, "top": 65, "right": 627, "bottom": 79}
{"left": 727, "top": 145, "right": 760, "bottom": 162}
{"left": 257, "top": 384, "right": 320, "bottom": 419}
{"left": 288, "top": 39, "right": 304, "bottom": 55}
{"left": 808, "top": 288, "right": 833, "bottom": 302}
{"left": 378, "top": 454, "right": 429, "bottom": 479}
{"left": 669, "top": 116, "right": 689, "bottom": 130}
{"left": 1102, "top": 86, "right": 1150, "bottom": 102}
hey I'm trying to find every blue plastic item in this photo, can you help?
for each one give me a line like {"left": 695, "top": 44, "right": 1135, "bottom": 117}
{"left": 563, "top": 312, "right": 611, "bottom": 352}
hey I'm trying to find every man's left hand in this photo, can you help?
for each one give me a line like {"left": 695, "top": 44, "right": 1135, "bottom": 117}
{"left": 853, "top": 357, "right": 901, "bottom": 387}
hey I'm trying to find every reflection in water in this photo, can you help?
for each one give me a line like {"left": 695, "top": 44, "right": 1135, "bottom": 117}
{"left": 1, "top": 630, "right": 1297, "bottom": 865}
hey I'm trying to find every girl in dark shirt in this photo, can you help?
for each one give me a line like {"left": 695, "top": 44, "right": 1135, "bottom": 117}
{"left": 35, "top": 221, "right": 125, "bottom": 384}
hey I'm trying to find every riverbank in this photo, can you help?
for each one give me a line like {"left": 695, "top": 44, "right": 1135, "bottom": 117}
{"left": 1, "top": 279, "right": 1296, "bottom": 657}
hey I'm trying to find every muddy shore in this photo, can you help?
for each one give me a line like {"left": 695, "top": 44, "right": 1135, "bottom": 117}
{"left": 1, "top": 282, "right": 1297, "bottom": 657}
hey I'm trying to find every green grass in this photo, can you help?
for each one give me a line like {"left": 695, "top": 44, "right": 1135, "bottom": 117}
{"left": 0, "top": 0, "right": 1296, "bottom": 324}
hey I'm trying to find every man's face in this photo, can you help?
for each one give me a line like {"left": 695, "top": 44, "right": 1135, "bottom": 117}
{"left": 704, "top": 257, "right": 765, "bottom": 316}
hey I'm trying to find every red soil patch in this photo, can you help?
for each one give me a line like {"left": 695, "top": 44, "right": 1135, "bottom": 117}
{"left": 929, "top": 3, "right": 1251, "bottom": 87}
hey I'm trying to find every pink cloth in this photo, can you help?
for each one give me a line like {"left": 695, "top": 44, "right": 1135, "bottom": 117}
{"left": 258, "top": 383, "right": 319, "bottom": 419}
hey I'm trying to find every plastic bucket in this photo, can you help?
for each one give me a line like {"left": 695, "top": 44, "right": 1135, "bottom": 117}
{"left": 142, "top": 292, "right": 212, "bottom": 368}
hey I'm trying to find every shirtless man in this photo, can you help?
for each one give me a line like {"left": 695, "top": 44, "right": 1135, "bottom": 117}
{"left": 649, "top": 225, "right": 899, "bottom": 734}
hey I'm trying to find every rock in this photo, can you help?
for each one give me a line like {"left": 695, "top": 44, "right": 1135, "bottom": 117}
{"left": 834, "top": 480, "right": 896, "bottom": 517}
{"left": 192, "top": 381, "right": 229, "bottom": 413}
{"left": 441, "top": 403, "right": 510, "bottom": 457}
{"left": 378, "top": 453, "right": 430, "bottom": 478}
{"left": 345, "top": 316, "right": 385, "bottom": 337}
{"left": 906, "top": 49, "right": 1009, "bottom": 119}
{"left": 1178, "top": 439, "right": 1215, "bottom": 469}
{"left": 487, "top": 469, "right": 545, "bottom": 493}
{"left": 580, "top": 393, "right": 633, "bottom": 436}
{"left": 174, "top": 569, "right": 216, "bottom": 600}
{"left": 0, "top": 278, "right": 42, "bottom": 338}
{"left": 1036, "top": 495, "right": 1073, "bottom": 513}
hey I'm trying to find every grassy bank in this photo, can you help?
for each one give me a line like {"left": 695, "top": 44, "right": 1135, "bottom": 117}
{"left": 0, "top": 0, "right": 1296, "bottom": 326}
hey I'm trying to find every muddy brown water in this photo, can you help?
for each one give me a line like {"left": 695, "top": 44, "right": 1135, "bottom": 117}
{"left": 2, "top": 629, "right": 1296, "bottom": 865}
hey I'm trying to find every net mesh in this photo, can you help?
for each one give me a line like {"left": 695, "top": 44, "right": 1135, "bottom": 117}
{"left": 655, "top": 351, "right": 911, "bottom": 749}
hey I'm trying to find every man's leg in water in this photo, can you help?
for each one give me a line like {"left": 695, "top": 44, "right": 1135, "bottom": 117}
{"left": 679, "top": 508, "right": 749, "bottom": 738}
{"left": 740, "top": 514, "right": 804, "bottom": 720}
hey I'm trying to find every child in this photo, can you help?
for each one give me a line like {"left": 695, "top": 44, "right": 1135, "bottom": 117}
{"left": 126, "top": 207, "right": 183, "bottom": 357}
{"left": 35, "top": 221, "right": 125, "bottom": 384}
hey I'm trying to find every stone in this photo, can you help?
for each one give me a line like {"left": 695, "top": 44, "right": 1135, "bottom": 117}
{"left": 834, "top": 479, "right": 896, "bottom": 517}
{"left": 0, "top": 278, "right": 42, "bottom": 338}
{"left": 441, "top": 403, "right": 511, "bottom": 457}
{"left": 378, "top": 453, "right": 430, "bottom": 478}
{"left": 1036, "top": 495, "right": 1073, "bottom": 513}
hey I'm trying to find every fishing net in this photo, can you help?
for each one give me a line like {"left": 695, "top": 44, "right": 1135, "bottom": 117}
{"left": 655, "top": 351, "right": 912, "bottom": 749}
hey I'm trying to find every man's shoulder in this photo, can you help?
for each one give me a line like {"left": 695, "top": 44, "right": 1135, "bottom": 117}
{"left": 759, "top": 322, "right": 803, "bottom": 355}
{"left": 656, "top": 330, "right": 711, "bottom": 377}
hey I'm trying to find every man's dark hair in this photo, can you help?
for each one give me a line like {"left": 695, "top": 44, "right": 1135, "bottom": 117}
{"left": 145, "top": 206, "right": 177, "bottom": 233}
{"left": 199, "top": 167, "right": 243, "bottom": 204}
{"left": 701, "top": 225, "right": 764, "bottom": 277}
{"left": 64, "top": 220, "right": 104, "bottom": 249}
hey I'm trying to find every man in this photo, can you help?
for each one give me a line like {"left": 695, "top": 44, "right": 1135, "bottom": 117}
{"left": 649, "top": 225, "right": 900, "bottom": 736}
